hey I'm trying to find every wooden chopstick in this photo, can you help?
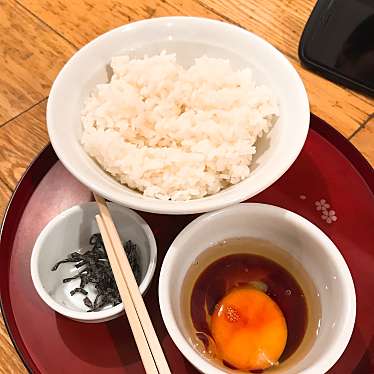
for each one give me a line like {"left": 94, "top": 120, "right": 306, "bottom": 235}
{"left": 95, "top": 215, "right": 158, "bottom": 374}
{"left": 94, "top": 193, "right": 171, "bottom": 374}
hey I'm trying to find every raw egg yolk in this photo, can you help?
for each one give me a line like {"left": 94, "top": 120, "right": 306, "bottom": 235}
{"left": 211, "top": 288, "right": 287, "bottom": 371}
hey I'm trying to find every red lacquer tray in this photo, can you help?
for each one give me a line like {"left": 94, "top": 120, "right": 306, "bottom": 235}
{"left": 1, "top": 114, "right": 373, "bottom": 373}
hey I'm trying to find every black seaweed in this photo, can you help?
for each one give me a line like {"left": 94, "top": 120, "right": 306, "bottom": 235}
{"left": 52, "top": 233, "right": 141, "bottom": 311}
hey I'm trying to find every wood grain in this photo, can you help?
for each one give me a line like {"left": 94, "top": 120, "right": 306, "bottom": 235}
{"left": 17, "top": 0, "right": 214, "bottom": 47}
{"left": 0, "top": 90, "right": 23, "bottom": 369}
{"left": 0, "top": 100, "right": 48, "bottom": 189}
{"left": 0, "top": 101, "right": 48, "bottom": 372}
{"left": 0, "top": 314, "right": 27, "bottom": 374}
{"left": 0, "top": 178, "right": 27, "bottom": 374}
{"left": 351, "top": 118, "right": 374, "bottom": 166}
{"left": 0, "top": 181, "right": 11, "bottom": 231}
{"left": 0, "top": 0, "right": 75, "bottom": 124}
{"left": 17, "top": 0, "right": 374, "bottom": 137}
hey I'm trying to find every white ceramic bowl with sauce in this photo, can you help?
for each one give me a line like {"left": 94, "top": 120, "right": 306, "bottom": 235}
{"left": 31, "top": 202, "right": 157, "bottom": 323}
{"left": 159, "top": 203, "right": 356, "bottom": 374}
{"left": 47, "top": 17, "right": 309, "bottom": 215}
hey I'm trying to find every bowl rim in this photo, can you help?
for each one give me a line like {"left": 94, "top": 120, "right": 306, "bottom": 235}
{"left": 47, "top": 16, "right": 310, "bottom": 215}
{"left": 30, "top": 202, "right": 157, "bottom": 322}
{"left": 158, "top": 203, "right": 356, "bottom": 374}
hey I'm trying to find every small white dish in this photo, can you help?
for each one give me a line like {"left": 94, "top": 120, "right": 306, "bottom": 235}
{"left": 47, "top": 16, "right": 309, "bottom": 214}
{"left": 31, "top": 202, "right": 157, "bottom": 323}
{"left": 159, "top": 203, "right": 356, "bottom": 374}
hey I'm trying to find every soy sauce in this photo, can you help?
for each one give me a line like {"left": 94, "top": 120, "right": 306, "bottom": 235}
{"left": 182, "top": 238, "right": 318, "bottom": 371}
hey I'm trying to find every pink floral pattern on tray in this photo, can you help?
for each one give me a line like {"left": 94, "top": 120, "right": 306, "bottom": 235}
{"left": 297, "top": 196, "right": 339, "bottom": 224}
{"left": 315, "top": 199, "right": 337, "bottom": 224}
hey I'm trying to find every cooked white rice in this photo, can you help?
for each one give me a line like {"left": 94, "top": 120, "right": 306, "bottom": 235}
{"left": 81, "top": 52, "right": 279, "bottom": 201}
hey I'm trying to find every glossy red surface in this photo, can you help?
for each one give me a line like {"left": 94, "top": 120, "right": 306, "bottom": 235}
{"left": 0, "top": 115, "right": 373, "bottom": 373}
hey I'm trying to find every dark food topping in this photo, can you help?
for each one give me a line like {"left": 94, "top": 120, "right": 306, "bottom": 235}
{"left": 52, "top": 233, "right": 141, "bottom": 311}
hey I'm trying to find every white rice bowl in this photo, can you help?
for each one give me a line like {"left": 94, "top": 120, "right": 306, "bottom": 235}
{"left": 81, "top": 52, "right": 279, "bottom": 201}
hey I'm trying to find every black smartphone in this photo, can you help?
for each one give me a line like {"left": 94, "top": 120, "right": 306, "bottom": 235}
{"left": 299, "top": 0, "right": 374, "bottom": 97}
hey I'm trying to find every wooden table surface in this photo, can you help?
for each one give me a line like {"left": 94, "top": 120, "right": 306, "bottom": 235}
{"left": 0, "top": 0, "right": 373, "bottom": 372}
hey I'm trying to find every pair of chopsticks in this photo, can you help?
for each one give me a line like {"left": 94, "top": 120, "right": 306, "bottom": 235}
{"left": 94, "top": 193, "right": 171, "bottom": 374}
